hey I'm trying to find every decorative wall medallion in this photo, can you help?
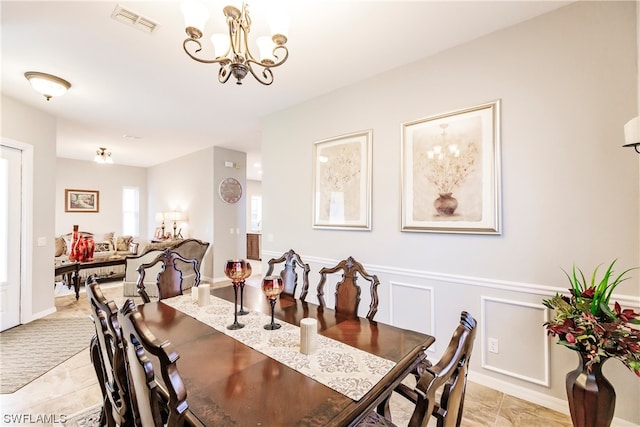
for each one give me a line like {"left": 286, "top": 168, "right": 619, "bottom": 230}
{"left": 219, "top": 177, "right": 243, "bottom": 203}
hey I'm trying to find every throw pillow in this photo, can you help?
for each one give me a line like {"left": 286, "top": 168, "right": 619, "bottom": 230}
{"left": 54, "top": 237, "right": 66, "bottom": 257}
{"left": 116, "top": 236, "right": 133, "bottom": 251}
{"left": 95, "top": 242, "right": 111, "bottom": 252}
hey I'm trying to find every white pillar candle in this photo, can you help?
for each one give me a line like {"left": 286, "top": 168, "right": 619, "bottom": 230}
{"left": 197, "top": 284, "right": 211, "bottom": 306}
{"left": 300, "top": 317, "right": 318, "bottom": 355}
{"left": 192, "top": 285, "right": 199, "bottom": 302}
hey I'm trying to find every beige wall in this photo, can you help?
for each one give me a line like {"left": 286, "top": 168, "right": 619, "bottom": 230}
{"left": 1, "top": 94, "right": 57, "bottom": 319}
{"left": 147, "top": 147, "right": 216, "bottom": 280}
{"left": 55, "top": 158, "right": 148, "bottom": 240}
{"left": 261, "top": 1, "right": 639, "bottom": 424}
{"left": 212, "top": 147, "right": 247, "bottom": 280}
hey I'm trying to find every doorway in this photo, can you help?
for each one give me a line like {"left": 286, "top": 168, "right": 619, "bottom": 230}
{"left": 0, "top": 144, "right": 22, "bottom": 331}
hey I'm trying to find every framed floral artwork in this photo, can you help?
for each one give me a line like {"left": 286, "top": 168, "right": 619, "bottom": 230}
{"left": 65, "top": 189, "right": 99, "bottom": 213}
{"left": 401, "top": 100, "right": 501, "bottom": 234}
{"left": 313, "top": 130, "right": 372, "bottom": 230}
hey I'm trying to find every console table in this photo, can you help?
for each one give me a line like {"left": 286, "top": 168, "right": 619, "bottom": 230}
{"left": 55, "top": 257, "right": 126, "bottom": 300}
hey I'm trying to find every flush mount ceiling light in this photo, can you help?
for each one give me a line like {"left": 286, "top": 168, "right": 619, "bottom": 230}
{"left": 24, "top": 71, "right": 71, "bottom": 101}
{"left": 181, "top": 0, "right": 289, "bottom": 85}
{"left": 94, "top": 147, "right": 113, "bottom": 164}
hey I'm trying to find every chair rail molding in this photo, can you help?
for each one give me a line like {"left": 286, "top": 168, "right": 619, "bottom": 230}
{"left": 261, "top": 250, "right": 640, "bottom": 307}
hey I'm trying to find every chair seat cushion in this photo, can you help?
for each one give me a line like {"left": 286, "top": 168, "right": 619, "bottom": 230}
{"left": 358, "top": 411, "right": 395, "bottom": 426}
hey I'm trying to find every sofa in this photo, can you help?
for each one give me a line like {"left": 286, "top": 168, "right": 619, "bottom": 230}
{"left": 122, "top": 238, "right": 210, "bottom": 297}
{"left": 54, "top": 231, "right": 139, "bottom": 283}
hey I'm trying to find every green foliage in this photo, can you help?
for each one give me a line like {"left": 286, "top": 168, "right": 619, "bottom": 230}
{"left": 544, "top": 260, "right": 640, "bottom": 377}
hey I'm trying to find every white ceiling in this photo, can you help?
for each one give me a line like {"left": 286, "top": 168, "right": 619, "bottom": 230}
{"left": 1, "top": 0, "right": 571, "bottom": 180}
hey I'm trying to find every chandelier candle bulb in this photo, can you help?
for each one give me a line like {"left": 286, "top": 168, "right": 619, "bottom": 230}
{"left": 300, "top": 318, "right": 318, "bottom": 355}
{"left": 181, "top": 0, "right": 209, "bottom": 36}
{"left": 211, "top": 33, "right": 230, "bottom": 58}
{"left": 198, "top": 284, "right": 211, "bottom": 306}
{"left": 257, "top": 36, "right": 275, "bottom": 63}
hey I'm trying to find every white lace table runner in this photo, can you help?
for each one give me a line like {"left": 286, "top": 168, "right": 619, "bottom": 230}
{"left": 162, "top": 294, "right": 396, "bottom": 401}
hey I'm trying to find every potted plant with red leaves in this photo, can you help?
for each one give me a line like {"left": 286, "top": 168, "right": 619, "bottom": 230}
{"left": 543, "top": 259, "right": 640, "bottom": 427}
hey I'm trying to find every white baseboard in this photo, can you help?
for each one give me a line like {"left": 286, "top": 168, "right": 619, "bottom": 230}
{"left": 26, "top": 306, "right": 57, "bottom": 322}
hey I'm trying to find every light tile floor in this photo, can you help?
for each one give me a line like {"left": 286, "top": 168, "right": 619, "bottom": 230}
{"left": 0, "top": 278, "right": 572, "bottom": 427}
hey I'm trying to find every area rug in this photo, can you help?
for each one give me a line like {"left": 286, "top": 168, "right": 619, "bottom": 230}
{"left": 63, "top": 404, "right": 102, "bottom": 427}
{"left": 0, "top": 317, "right": 94, "bottom": 393}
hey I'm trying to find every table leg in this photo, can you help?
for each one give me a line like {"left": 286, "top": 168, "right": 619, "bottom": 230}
{"left": 72, "top": 271, "right": 80, "bottom": 300}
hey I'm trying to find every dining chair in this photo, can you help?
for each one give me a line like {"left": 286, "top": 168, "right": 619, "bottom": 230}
{"left": 317, "top": 256, "right": 380, "bottom": 320}
{"left": 86, "top": 277, "right": 132, "bottom": 426}
{"left": 361, "top": 311, "right": 478, "bottom": 427}
{"left": 136, "top": 249, "right": 200, "bottom": 303}
{"left": 118, "top": 298, "right": 189, "bottom": 427}
{"left": 265, "top": 249, "right": 311, "bottom": 299}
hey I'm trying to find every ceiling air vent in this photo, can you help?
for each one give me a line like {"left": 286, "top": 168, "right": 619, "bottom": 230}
{"left": 111, "top": 5, "right": 158, "bottom": 34}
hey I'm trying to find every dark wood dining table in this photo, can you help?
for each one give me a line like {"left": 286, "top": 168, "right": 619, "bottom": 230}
{"left": 138, "top": 284, "right": 435, "bottom": 426}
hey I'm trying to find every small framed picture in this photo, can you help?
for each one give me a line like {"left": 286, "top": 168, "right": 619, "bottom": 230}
{"left": 312, "top": 130, "right": 372, "bottom": 230}
{"left": 65, "top": 189, "right": 99, "bottom": 213}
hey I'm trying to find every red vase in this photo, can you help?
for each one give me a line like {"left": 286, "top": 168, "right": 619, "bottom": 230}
{"left": 68, "top": 225, "right": 79, "bottom": 261}
{"left": 75, "top": 236, "right": 87, "bottom": 262}
{"left": 86, "top": 237, "right": 95, "bottom": 261}
{"left": 566, "top": 353, "right": 616, "bottom": 427}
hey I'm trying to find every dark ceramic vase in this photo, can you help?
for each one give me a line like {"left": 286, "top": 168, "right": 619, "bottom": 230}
{"left": 434, "top": 193, "right": 458, "bottom": 216}
{"left": 566, "top": 353, "right": 615, "bottom": 427}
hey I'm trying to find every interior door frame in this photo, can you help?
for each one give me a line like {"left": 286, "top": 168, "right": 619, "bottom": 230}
{"left": 2, "top": 137, "right": 33, "bottom": 324}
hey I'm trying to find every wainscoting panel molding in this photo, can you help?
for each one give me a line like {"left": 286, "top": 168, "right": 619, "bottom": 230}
{"left": 481, "top": 296, "right": 550, "bottom": 386}
{"left": 260, "top": 250, "right": 640, "bottom": 423}
{"left": 389, "top": 281, "right": 435, "bottom": 353}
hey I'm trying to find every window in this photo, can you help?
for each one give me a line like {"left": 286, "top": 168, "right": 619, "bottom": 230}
{"left": 122, "top": 186, "right": 139, "bottom": 236}
{"left": 250, "top": 196, "right": 262, "bottom": 232}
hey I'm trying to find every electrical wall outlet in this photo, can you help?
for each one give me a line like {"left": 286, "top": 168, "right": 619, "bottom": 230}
{"left": 488, "top": 337, "right": 499, "bottom": 354}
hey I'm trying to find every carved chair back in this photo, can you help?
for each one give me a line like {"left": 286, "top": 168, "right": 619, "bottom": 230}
{"left": 317, "top": 256, "right": 380, "bottom": 320}
{"left": 169, "top": 239, "right": 209, "bottom": 290}
{"left": 396, "top": 311, "right": 477, "bottom": 427}
{"left": 265, "top": 249, "right": 311, "bottom": 299}
{"left": 136, "top": 249, "right": 200, "bottom": 303}
{"left": 118, "top": 299, "right": 188, "bottom": 427}
{"left": 86, "top": 277, "right": 131, "bottom": 426}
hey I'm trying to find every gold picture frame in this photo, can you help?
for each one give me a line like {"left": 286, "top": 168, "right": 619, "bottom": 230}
{"left": 65, "top": 189, "right": 99, "bottom": 213}
{"left": 312, "top": 130, "right": 372, "bottom": 230}
{"left": 401, "top": 100, "right": 501, "bottom": 234}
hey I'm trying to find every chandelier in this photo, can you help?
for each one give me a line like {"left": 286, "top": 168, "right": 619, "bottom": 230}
{"left": 94, "top": 147, "right": 113, "bottom": 164}
{"left": 181, "top": 1, "right": 289, "bottom": 86}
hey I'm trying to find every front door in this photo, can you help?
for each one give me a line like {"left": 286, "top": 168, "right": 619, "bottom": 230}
{"left": 0, "top": 145, "right": 22, "bottom": 331}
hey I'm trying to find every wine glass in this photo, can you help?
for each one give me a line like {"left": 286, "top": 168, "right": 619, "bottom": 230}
{"left": 225, "top": 259, "right": 247, "bottom": 330}
{"left": 261, "top": 275, "right": 284, "bottom": 330}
